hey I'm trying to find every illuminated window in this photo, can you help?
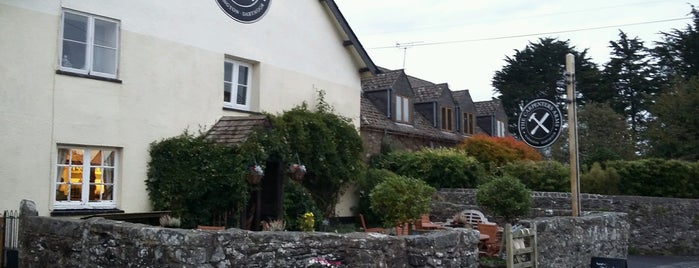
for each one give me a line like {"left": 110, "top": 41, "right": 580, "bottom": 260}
{"left": 54, "top": 146, "right": 118, "bottom": 209}
{"left": 59, "top": 10, "right": 120, "bottom": 78}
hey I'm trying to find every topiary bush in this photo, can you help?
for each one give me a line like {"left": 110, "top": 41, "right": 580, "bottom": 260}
{"left": 476, "top": 175, "right": 532, "bottom": 223}
{"left": 146, "top": 132, "right": 249, "bottom": 228}
{"left": 370, "top": 175, "right": 436, "bottom": 228}
{"left": 502, "top": 161, "right": 569, "bottom": 192}
{"left": 371, "top": 148, "right": 486, "bottom": 189}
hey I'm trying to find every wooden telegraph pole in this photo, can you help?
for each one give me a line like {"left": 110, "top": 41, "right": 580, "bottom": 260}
{"left": 566, "top": 53, "right": 581, "bottom": 217}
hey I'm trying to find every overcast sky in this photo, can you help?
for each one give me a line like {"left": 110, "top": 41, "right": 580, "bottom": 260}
{"left": 335, "top": 0, "right": 697, "bottom": 101}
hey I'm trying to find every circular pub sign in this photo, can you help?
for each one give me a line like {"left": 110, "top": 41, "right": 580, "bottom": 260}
{"left": 518, "top": 99, "right": 563, "bottom": 148}
{"left": 216, "top": 0, "right": 271, "bottom": 24}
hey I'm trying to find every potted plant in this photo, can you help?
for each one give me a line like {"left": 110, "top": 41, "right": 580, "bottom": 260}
{"left": 288, "top": 163, "right": 306, "bottom": 182}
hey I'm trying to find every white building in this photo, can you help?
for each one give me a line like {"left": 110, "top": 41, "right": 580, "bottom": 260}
{"left": 0, "top": 0, "right": 376, "bottom": 217}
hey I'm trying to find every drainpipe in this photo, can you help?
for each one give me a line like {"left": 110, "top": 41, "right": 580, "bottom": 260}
{"left": 387, "top": 89, "right": 392, "bottom": 119}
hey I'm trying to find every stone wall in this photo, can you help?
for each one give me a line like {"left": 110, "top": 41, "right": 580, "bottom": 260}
{"left": 434, "top": 188, "right": 699, "bottom": 256}
{"left": 18, "top": 200, "right": 479, "bottom": 268}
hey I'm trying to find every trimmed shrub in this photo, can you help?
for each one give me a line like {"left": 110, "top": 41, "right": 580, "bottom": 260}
{"left": 370, "top": 175, "right": 436, "bottom": 227}
{"left": 605, "top": 158, "right": 699, "bottom": 198}
{"left": 580, "top": 162, "right": 621, "bottom": 195}
{"left": 356, "top": 168, "right": 398, "bottom": 226}
{"left": 502, "top": 161, "right": 569, "bottom": 192}
{"left": 476, "top": 175, "right": 532, "bottom": 223}
{"left": 371, "top": 148, "right": 486, "bottom": 189}
{"left": 458, "top": 134, "right": 542, "bottom": 170}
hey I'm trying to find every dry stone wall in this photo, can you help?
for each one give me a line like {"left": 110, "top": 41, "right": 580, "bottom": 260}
{"left": 434, "top": 188, "right": 699, "bottom": 256}
{"left": 18, "top": 200, "right": 479, "bottom": 268}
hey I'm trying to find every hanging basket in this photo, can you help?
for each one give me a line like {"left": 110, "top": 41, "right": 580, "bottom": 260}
{"left": 288, "top": 164, "right": 306, "bottom": 182}
{"left": 247, "top": 165, "right": 264, "bottom": 185}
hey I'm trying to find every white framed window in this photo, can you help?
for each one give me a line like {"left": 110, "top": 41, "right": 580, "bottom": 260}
{"left": 54, "top": 146, "right": 118, "bottom": 209}
{"left": 496, "top": 120, "right": 506, "bottom": 137}
{"left": 59, "top": 10, "right": 120, "bottom": 79}
{"left": 224, "top": 60, "right": 253, "bottom": 110}
{"left": 395, "top": 95, "right": 410, "bottom": 123}
{"left": 463, "top": 112, "right": 475, "bottom": 135}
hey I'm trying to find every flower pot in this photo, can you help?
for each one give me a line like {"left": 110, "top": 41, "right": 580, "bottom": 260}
{"left": 247, "top": 173, "right": 263, "bottom": 184}
{"left": 289, "top": 170, "right": 305, "bottom": 182}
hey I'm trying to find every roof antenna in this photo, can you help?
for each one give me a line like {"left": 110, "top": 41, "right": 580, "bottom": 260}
{"left": 396, "top": 41, "right": 423, "bottom": 69}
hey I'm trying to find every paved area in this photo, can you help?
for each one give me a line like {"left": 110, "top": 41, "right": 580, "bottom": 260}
{"left": 627, "top": 255, "right": 699, "bottom": 268}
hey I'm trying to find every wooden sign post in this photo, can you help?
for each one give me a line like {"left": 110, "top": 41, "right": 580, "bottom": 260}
{"left": 566, "top": 53, "right": 581, "bottom": 217}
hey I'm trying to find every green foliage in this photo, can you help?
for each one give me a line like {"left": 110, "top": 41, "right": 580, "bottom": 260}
{"left": 283, "top": 180, "right": 322, "bottom": 231}
{"left": 492, "top": 37, "right": 602, "bottom": 135}
{"left": 605, "top": 158, "right": 699, "bottom": 198}
{"left": 270, "top": 97, "right": 365, "bottom": 216}
{"left": 653, "top": 6, "right": 699, "bottom": 81}
{"left": 577, "top": 102, "right": 636, "bottom": 165}
{"left": 646, "top": 77, "right": 699, "bottom": 160}
{"left": 356, "top": 168, "right": 398, "bottom": 226}
{"left": 580, "top": 162, "right": 621, "bottom": 195}
{"left": 370, "top": 175, "right": 436, "bottom": 227}
{"left": 502, "top": 161, "right": 569, "bottom": 192}
{"left": 476, "top": 175, "right": 532, "bottom": 223}
{"left": 146, "top": 132, "right": 248, "bottom": 228}
{"left": 371, "top": 148, "right": 485, "bottom": 189}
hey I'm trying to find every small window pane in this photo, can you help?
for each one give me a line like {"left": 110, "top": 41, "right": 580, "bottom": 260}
{"left": 102, "top": 168, "right": 115, "bottom": 184}
{"left": 61, "top": 40, "right": 87, "bottom": 69}
{"left": 93, "top": 46, "right": 117, "bottom": 74}
{"left": 395, "top": 96, "right": 402, "bottom": 121}
{"left": 71, "top": 149, "right": 84, "bottom": 165}
{"left": 224, "top": 82, "right": 232, "bottom": 102}
{"left": 403, "top": 98, "right": 409, "bottom": 121}
{"left": 224, "top": 62, "right": 233, "bottom": 82}
{"left": 57, "top": 148, "right": 70, "bottom": 164}
{"left": 93, "top": 19, "right": 117, "bottom": 47}
{"left": 238, "top": 66, "right": 249, "bottom": 85}
{"left": 236, "top": 85, "right": 247, "bottom": 105}
{"left": 90, "top": 150, "right": 101, "bottom": 165}
{"left": 63, "top": 12, "right": 88, "bottom": 42}
{"left": 103, "top": 150, "right": 115, "bottom": 166}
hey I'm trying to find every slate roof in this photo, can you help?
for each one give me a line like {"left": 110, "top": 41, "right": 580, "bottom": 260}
{"left": 474, "top": 100, "right": 502, "bottom": 116}
{"left": 361, "top": 69, "right": 403, "bottom": 91}
{"left": 361, "top": 96, "right": 462, "bottom": 142}
{"left": 414, "top": 83, "right": 449, "bottom": 103}
{"left": 451, "top": 90, "right": 473, "bottom": 105}
{"left": 205, "top": 115, "right": 270, "bottom": 145}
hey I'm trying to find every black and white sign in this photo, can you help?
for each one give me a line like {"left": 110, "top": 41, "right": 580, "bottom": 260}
{"left": 216, "top": 0, "right": 271, "bottom": 24}
{"left": 518, "top": 99, "right": 563, "bottom": 148}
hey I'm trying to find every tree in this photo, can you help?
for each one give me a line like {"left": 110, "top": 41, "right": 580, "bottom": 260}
{"left": 602, "top": 31, "right": 659, "bottom": 148}
{"left": 645, "top": 77, "right": 699, "bottom": 160}
{"left": 370, "top": 175, "right": 436, "bottom": 229}
{"left": 493, "top": 38, "right": 603, "bottom": 136}
{"left": 475, "top": 175, "right": 532, "bottom": 224}
{"left": 548, "top": 102, "right": 634, "bottom": 165}
{"left": 653, "top": 6, "right": 699, "bottom": 82}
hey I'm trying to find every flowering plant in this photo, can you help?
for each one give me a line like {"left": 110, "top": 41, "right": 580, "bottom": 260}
{"left": 299, "top": 211, "right": 315, "bottom": 232}
{"left": 289, "top": 163, "right": 306, "bottom": 173}
{"left": 251, "top": 164, "right": 264, "bottom": 176}
{"left": 306, "top": 257, "right": 341, "bottom": 267}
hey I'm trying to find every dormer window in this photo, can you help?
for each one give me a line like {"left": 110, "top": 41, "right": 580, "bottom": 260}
{"left": 441, "top": 107, "right": 453, "bottom": 131}
{"left": 463, "top": 112, "right": 475, "bottom": 135}
{"left": 395, "top": 95, "right": 410, "bottom": 123}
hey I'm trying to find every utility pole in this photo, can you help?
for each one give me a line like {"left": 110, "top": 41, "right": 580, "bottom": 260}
{"left": 566, "top": 53, "right": 581, "bottom": 217}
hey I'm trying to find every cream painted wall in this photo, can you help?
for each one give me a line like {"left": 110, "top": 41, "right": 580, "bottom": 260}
{"left": 0, "top": 0, "right": 362, "bottom": 217}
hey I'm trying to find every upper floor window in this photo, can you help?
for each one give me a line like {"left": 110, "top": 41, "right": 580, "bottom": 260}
{"left": 463, "top": 112, "right": 475, "bottom": 135}
{"left": 496, "top": 120, "right": 506, "bottom": 137}
{"left": 55, "top": 146, "right": 118, "bottom": 209}
{"left": 59, "top": 10, "right": 120, "bottom": 79}
{"left": 395, "top": 95, "right": 410, "bottom": 123}
{"left": 224, "top": 60, "right": 253, "bottom": 110}
{"left": 440, "top": 107, "right": 453, "bottom": 131}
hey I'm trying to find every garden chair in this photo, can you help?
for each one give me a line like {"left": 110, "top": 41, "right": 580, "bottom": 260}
{"left": 460, "top": 209, "right": 490, "bottom": 226}
{"left": 477, "top": 222, "right": 502, "bottom": 257}
{"left": 359, "top": 214, "right": 385, "bottom": 233}
{"left": 415, "top": 214, "right": 445, "bottom": 230}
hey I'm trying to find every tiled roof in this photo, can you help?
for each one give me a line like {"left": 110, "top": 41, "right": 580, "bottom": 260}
{"left": 361, "top": 69, "right": 403, "bottom": 91}
{"left": 205, "top": 115, "right": 270, "bottom": 145}
{"left": 474, "top": 100, "right": 501, "bottom": 116}
{"left": 407, "top": 75, "right": 435, "bottom": 88}
{"left": 414, "top": 83, "right": 449, "bottom": 103}
{"left": 361, "top": 96, "right": 463, "bottom": 142}
{"left": 451, "top": 90, "right": 473, "bottom": 105}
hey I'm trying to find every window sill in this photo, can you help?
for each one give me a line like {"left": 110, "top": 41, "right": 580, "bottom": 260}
{"left": 56, "top": 70, "right": 122, "bottom": 84}
{"left": 223, "top": 106, "right": 263, "bottom": 115}
{"left": 50, "top": 208, "right": 124, "bottom": 217}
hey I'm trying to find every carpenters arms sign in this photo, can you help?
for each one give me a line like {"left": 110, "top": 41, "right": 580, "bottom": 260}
{"left": 216, "top": 0, "right": 271, "bottom": 23}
